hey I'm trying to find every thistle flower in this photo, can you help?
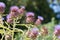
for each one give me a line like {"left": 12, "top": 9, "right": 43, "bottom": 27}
{"left": 26, "top": 12, "right": 34, "bottom": 17}
{"left": 10, "top": 6, "right": 20, "bottom": 18}
{"left": 35, "top": 16, "right": 44, "bottom": 25}
{"left": 5, "top": 34, "right": 12, "bottom": 40}
{"left": 10, "top": 12, "right": 19, "bottom": 18}
{"left": 54, "top": 25, "right": 60, "bottom": 36}
{"left": 17, "top": 6, "right": 25, "bottom": 16}
{"left": 26, "top": 12, "right": 35, "bottom": 24}
{"left": 26, "top": 27, "right": 39, "bottom": 39}
{"left": 20, "top": 6, "right": 25, "bottom": 10}
{"left": 26, "top": 17, "right": 35, "bottom": 24}
{"left": 7, "top": 19, "right": 13, "bottom": 24}
{"left": 38, "top": 16, "right": 44, "bottom": 21}
{"left": 7, "top": 14, "right": 13, "bottom": 24}
{"left": 0, "top": 2, "right": 6, "bottom": 13}
{"left": 41, "top": 26, "right": 48, "bottom": 36}
{"left": 10, "top": 6, "right": 19, "bottom": 12}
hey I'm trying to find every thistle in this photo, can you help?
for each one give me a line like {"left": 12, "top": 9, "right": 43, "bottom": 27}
{"left": 41, "top": 26, "right": 48, "bottom": 36}
{"left": 5, "top": 34, "right": 12, "bottom": 40}
{"left": 26, "top": 12, "right": 35, "bottom": 24}
{"left": 26, "top": 27, "right": 39, "bottom": 39}
{"left": 0, "top": 2, "right": 6, "bottom": 13}
{"left": 35, "top": 16, "right": 44, "bottom": 26}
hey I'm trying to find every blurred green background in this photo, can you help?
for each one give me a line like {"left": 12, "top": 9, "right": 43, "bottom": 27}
{"left": 0, "top": 0, "right": 55, "bottom": 24}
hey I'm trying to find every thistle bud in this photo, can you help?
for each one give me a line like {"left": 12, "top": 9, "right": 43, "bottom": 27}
{"left": 5, "top": 34, "right": 12, "bottom": 40}
{"left": 26, "top": 12, "right": 34, "bottom": 17}
{"left": 54, "top": 25, "right": 60, "bottom": 36}
{"left": 18, "top": 6, "right": 25, "bottom": 14}
{"left": 35, "top": 16, "right": 44, "bottom": 25}
{"left": 41, "top": 26, "right": 48, "bottom": 36}
{"left": 10, "top": 6, "right": 20, "bottom": 18}
{"left": 18, "top": 8, "right": 25, "bottom": 15}
{"left": 7, "top": 14, "right": 13, "bottom": 24}
{"left": 26, "top": 12, "right": 35, "bottom": 24}
{"left": 7, "top": 19, "right": 13, "bottom": 24}
{"left": 10, "top": 6, "right": 19, "bottom": 12}
{"left": 0, "top": 2, "right": 6, "bottom": 13}
{"left": 26, "top": 27, "right": 39, "bottom": 39}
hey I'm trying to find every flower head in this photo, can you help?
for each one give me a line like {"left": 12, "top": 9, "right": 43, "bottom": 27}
{"left": 38, "top": 16, "right": 44, "bottom": 21}
{"left": 7, "top": 14, "right": 13, "bottom": 24}
{"left": 41, "top": 26, "right": 48, "bottom": 36}
{"left": 35, "top": 19, "right": 41, "bottom": 25}
{"left": 18, "top": 8, "right": 25, "bottom": 15}
{"left": 26, "top": 12, "right": 35, "bottom": 17}
{"left": 7, "top": 18, "right": 13, "bottom": 24}
{"left": 26, "top": 27, "right": 39, "bottom": 39}
{"left": 31, "top": 27, "right": 39, "bottom": 35}
{"left": 54, "top": 25, "right": 60, "bottom": 30}
{"left": 0, "top": 2, "right": 5, "bottom": 8}
{"left": 10, "top": 6, "right": 19, "bottom": 12}
{"left": 35, "top": 16, "right": 44, "bottom": 25}
{"left": 18, "top": 6, "right": 25, "bottom": 14}
{"left": 5, "top": 34, "right": 12, "bottom": 40}
{"left": 0, "top": 2, "right": 6, "bottom": 13}
{"left": 26, "top": 17, "right": 35, "bottom": 24}
{"left": 26, "top": 12, "right": 35, "bottom": 24}
{"left": 54, "top": 25, "right": 60, "bottom": 36}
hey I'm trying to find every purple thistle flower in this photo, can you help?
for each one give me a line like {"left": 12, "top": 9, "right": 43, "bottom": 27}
{"left": 17, "top": 8, "right": 25, "bottom": 15}
{"left": 0, "top": 2, "right": 5, "bottom": 8}
{"left": 7, "top": 14, "right": 13, "bottom": 24}
{"left": 7, "top": 14, "right": 11, "bottom": 19}
{"left": 35, "top": 16, "right": 44, "bottom": 25}
{"left": 18, "top": 6, "right": 25, "bottom": 14}
{"left": 31, "top": 27, "right": 39, "bottom": 35}
{"left": 54, "top": 25, "right": 60, "bottom": 31}
{"left": 26, "top": 12, "right": 35, "bottom": 17}
{"left": 26, "top": 27, "right": 39, "bottom": 39}
{"left": 26, "top": 12, "right": 35, "bottom": 24}
{"left": 41, "top": 26, "right": 48, "bottom": 36}
{"left": 26, "top": 17, "right": 35, "bottom": 24}
{"left": 35, "top": 19, "right": 41, "bottom": 25}
{"left": 54, "top": 25, "right": 60, "bottom": 36}
{"left": 0, "top": 2, "right": 6, "bottom": 13}
{"left": 38, "top": 16, "right": 44, "bottom": 21}
{"left": 57, "top": 36, "right": 60, "bottom": 39}
{"left": 7, "top": 18, "right": 13, "bottom": 24}
{"left": 10, "top": 6, "right": 19, "bottom": 12}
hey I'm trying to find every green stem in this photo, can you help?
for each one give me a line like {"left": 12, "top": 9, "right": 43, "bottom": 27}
{"left": 1, "top": 35, "right": 5, "bottom": 40}
{"left": 53, "top": 35, "right": 57, "bottom": 40}
{"left": 0, "top": 14, "right": 3, "bottom": 25}
{"left": 12, "top": 19, "right": 16, "bottom": 40}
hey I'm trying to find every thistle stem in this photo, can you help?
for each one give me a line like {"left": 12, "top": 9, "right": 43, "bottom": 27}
{"left": 12, "top": 19, "right": 16, "bottom": 40}
{"left": 0, "top": 14, "right": 3, "bottom": 25}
